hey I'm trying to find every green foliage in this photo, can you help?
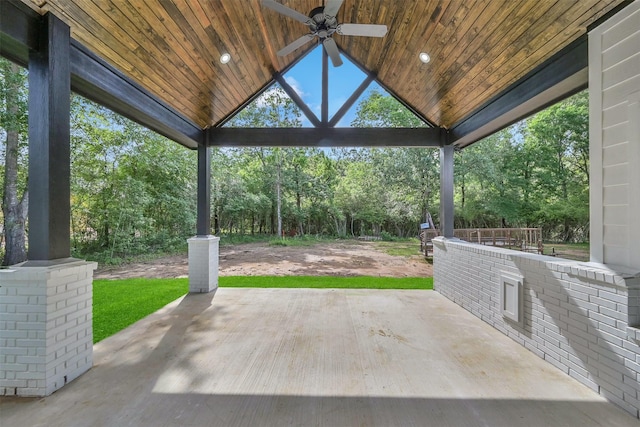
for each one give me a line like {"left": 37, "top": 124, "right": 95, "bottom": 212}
{"left": 74, "top": 87, "right": 589, "bottom": 262}
{"left": 380, "top": 231, "right": 394, "bottom": 241}
{"left": 1, "top": 58, "right": 29, "bottom": 265}
{"left": 93, "top": 278, "right": 188, "bottom": 342}
{"left": 351, "top": 89, "right": 427, "bottom": 128}
{"left": 70, "top": 96, "right": 196, "bottom": 259}
{"left": 1, "top": 72, "right": 591, "bottom": 266}
{"left": 453, "top": 91, "right": 589, "bottom": 241}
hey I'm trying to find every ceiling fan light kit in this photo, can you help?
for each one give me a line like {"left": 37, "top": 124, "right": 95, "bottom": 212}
{"left": 262, "top": 0, "right": 388, "bottom": 67}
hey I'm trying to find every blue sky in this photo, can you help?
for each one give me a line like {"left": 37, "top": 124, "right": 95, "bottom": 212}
{"left": 282, "top": 45, "right": 384, "bottom": 127}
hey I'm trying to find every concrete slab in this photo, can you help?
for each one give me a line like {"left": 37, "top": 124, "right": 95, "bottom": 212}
{"left": 1, "top": 289, "right": 637, "bottom": 426}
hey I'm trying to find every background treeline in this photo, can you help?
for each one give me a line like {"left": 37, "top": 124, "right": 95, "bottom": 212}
{"left": 1, "top": 58, "right": 588, "bottom": 264}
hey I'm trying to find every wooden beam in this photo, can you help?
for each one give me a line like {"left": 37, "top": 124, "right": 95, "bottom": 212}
{"left": 207, "top": 127, "right": 444, "bottom": 147}
{"left": 274, "top": 73, "right": 321, "bottom": 128}
{"left": 450, "top": 36, "right": 588, "bottom": 147}
{"left": 70, "top": 41, "right": 203, "bottom": 148}
{"left": 28, "top": 13, "right": 71, "bottom": 261}
{"left": 329, "top": 75, "right": 375, "bottom": 127}
{"left": 0, "top": 0, "right": 40, "bottom": 66}
{"left": 321, "top": 47, "right": 329, "bottom": 126}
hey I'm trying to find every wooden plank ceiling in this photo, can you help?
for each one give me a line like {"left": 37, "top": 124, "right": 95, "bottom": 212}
{"left": 25, "top": 0, "right": 625, "bottom": 130}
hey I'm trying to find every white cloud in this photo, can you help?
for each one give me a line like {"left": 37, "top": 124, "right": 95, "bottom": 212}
{"left": 284, "top": 76, "right": 307, "bottom": 99}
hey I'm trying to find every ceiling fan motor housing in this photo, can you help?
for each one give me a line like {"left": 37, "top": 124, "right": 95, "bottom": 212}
{"left": 309, "top": 6, "right": 338, "bottom": 39}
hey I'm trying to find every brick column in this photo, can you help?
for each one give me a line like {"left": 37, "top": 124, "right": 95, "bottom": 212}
{"left": 0, "top": 260, "right": 97, "bottom": 396}
{"left": 188, "top": 236, "right": 219, "bottom": 293}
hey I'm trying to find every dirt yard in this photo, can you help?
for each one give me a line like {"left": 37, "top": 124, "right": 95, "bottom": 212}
{"left": 94, "top": 241, "right": 434, "bottom": 280}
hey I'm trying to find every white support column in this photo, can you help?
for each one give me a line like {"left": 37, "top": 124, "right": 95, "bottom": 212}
{"left": 188, "top": 236, "right": 219, "bottom": 293}
{"left": 589, "top": 0, "right": 640, "bottom": 270}
{"left": 0, "top": 260, "right": 97, "bottom": 396}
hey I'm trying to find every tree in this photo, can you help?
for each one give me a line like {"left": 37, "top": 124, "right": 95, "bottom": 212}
{"left": 351, "top": 89, "right": 426, "bottom": 128}
{"left": 1, "top": 58, "right": 29, "bottom": 265}
{"left": 524, "top": 91, "right": 589, "bottom": 240}
{"left": 452, "top": 91, "right": 589, "bottom": 241}
{"left": 225, "top": 85, "right": 302, "bottom": 236}
{"left": 70, "top": 95, "right": 197, "bottom": 259}
{"left": 350, "top": 88, "right": 437, "bottom": 235}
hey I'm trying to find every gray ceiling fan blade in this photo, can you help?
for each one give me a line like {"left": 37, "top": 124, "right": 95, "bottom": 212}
{"left": 323, "top": 0, "right": 344, "bottom": 18}
{"left": 337, "top": 23, "right": 388, "bottom": 37}
{"left": 277, "top": 34, "right": 315, "bottom": 56}
{"left": 323, "top": 38, "right": 343, "bottom": 67}
{"left": 262, "top": 0, "right": 311, "bottom": 24}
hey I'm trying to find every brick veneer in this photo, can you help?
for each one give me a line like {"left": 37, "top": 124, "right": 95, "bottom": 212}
{"left": 0, "top": 260, "right": 97, "bottom": 396}
{"left": 433, "top": 237, "right": 640, "bottom": 418}
{"left": 188, "top": 235, "right": 219, "bottom": 293}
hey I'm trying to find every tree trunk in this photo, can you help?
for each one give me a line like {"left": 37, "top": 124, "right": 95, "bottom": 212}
{"left": 2, "top": 61, "right": 28, "bottom": 266}
{"left": 276, "top": 150, "right": 282, "bottom": 238}
{"left": 214, "top": 209, "right": 220, "bottom": 235}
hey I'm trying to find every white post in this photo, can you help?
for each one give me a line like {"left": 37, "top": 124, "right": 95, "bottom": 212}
{"left": 188, "top": 236, "right": 219, "bottom": 293}
{"left": 0, "top": 260, "right": 97, "bottom": 396}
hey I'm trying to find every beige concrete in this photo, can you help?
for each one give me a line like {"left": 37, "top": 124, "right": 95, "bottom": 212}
{"left": 0, "top": 288, "right": 637, "bottom": 426}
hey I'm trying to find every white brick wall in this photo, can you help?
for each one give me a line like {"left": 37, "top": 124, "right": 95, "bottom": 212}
{"left": 433, "top": 237, "right": 640, "bottom": 418}
{"left": 188, "top": 236, "right": 219, "bottom": 293}
{"left": 590, "top": 0, "right": 640, "bottom": 269}
{"left": 0, "top": 260, "right": 97, "bottom": 396}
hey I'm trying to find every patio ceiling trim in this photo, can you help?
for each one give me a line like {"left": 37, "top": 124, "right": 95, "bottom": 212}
{"left": 449, "top": 36, "right": 588, "bottom": 148}
{"left": 0, "top": 1, "right": 204, "bottom": 149}
{"left": 207, "top": 127, "right": 445, "bottom": 148}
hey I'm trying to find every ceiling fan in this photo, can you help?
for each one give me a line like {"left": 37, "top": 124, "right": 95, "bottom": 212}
{"left": 262, "top": 0, "right": 387, "bottom": 67}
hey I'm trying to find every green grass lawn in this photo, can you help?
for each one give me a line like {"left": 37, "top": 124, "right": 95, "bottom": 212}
{"left": 220, "top": 275, "right": 433, "bottom": 289}
{"left": 541, "top": 242, "right": 589, "bottom": 261}
{"left": 93, "top": 278, "right": 188, "bottom": 343}
{"left": 93, "top": 275, "right": 433, "bottom": 343}
{"left": 374, "top": 238, "right": 422, "bottom": 257}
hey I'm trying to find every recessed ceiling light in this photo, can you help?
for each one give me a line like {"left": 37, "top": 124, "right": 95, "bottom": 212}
{"left": 220, "top": 53, "right": 231, "bottom": 64}
{"left": 419, "top": 52, "right": 431, "bottom": 64}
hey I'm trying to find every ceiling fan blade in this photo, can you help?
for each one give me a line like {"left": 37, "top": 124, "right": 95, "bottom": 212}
{"left": 323, "top": 38, "right": 343, "bottom": 67}
{"left": 277, "top": 34, "right": 315, "bottom": 56}
{"left": 337, "top": 23, "right": 388, "bottom": 37}
{"left": 261, "top": 0, "right": 311, "bottom": 24}
{"left": 323, "top": 0, "right": 344, "bottom": 18}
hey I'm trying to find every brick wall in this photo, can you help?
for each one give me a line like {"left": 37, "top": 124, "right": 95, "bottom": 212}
{"left": 188, "top": 236, "right": 219, "bottom": 293}
{"left": 589, "top": 0, "right": 640, "bottom": 269}
{"left": 0, "top": 260, "right": 97, "bottom": 396}
{"left": 433, "top": 237, "right": 640, "bottom": 418}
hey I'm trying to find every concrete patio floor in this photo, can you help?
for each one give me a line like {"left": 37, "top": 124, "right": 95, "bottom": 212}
{"left": 1, "top": 288, "right": 637, "bottom": 427}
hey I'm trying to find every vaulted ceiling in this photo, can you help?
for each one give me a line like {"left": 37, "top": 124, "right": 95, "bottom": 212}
{"left": 11, "top": 0, "right": 628, "bottom": 144}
